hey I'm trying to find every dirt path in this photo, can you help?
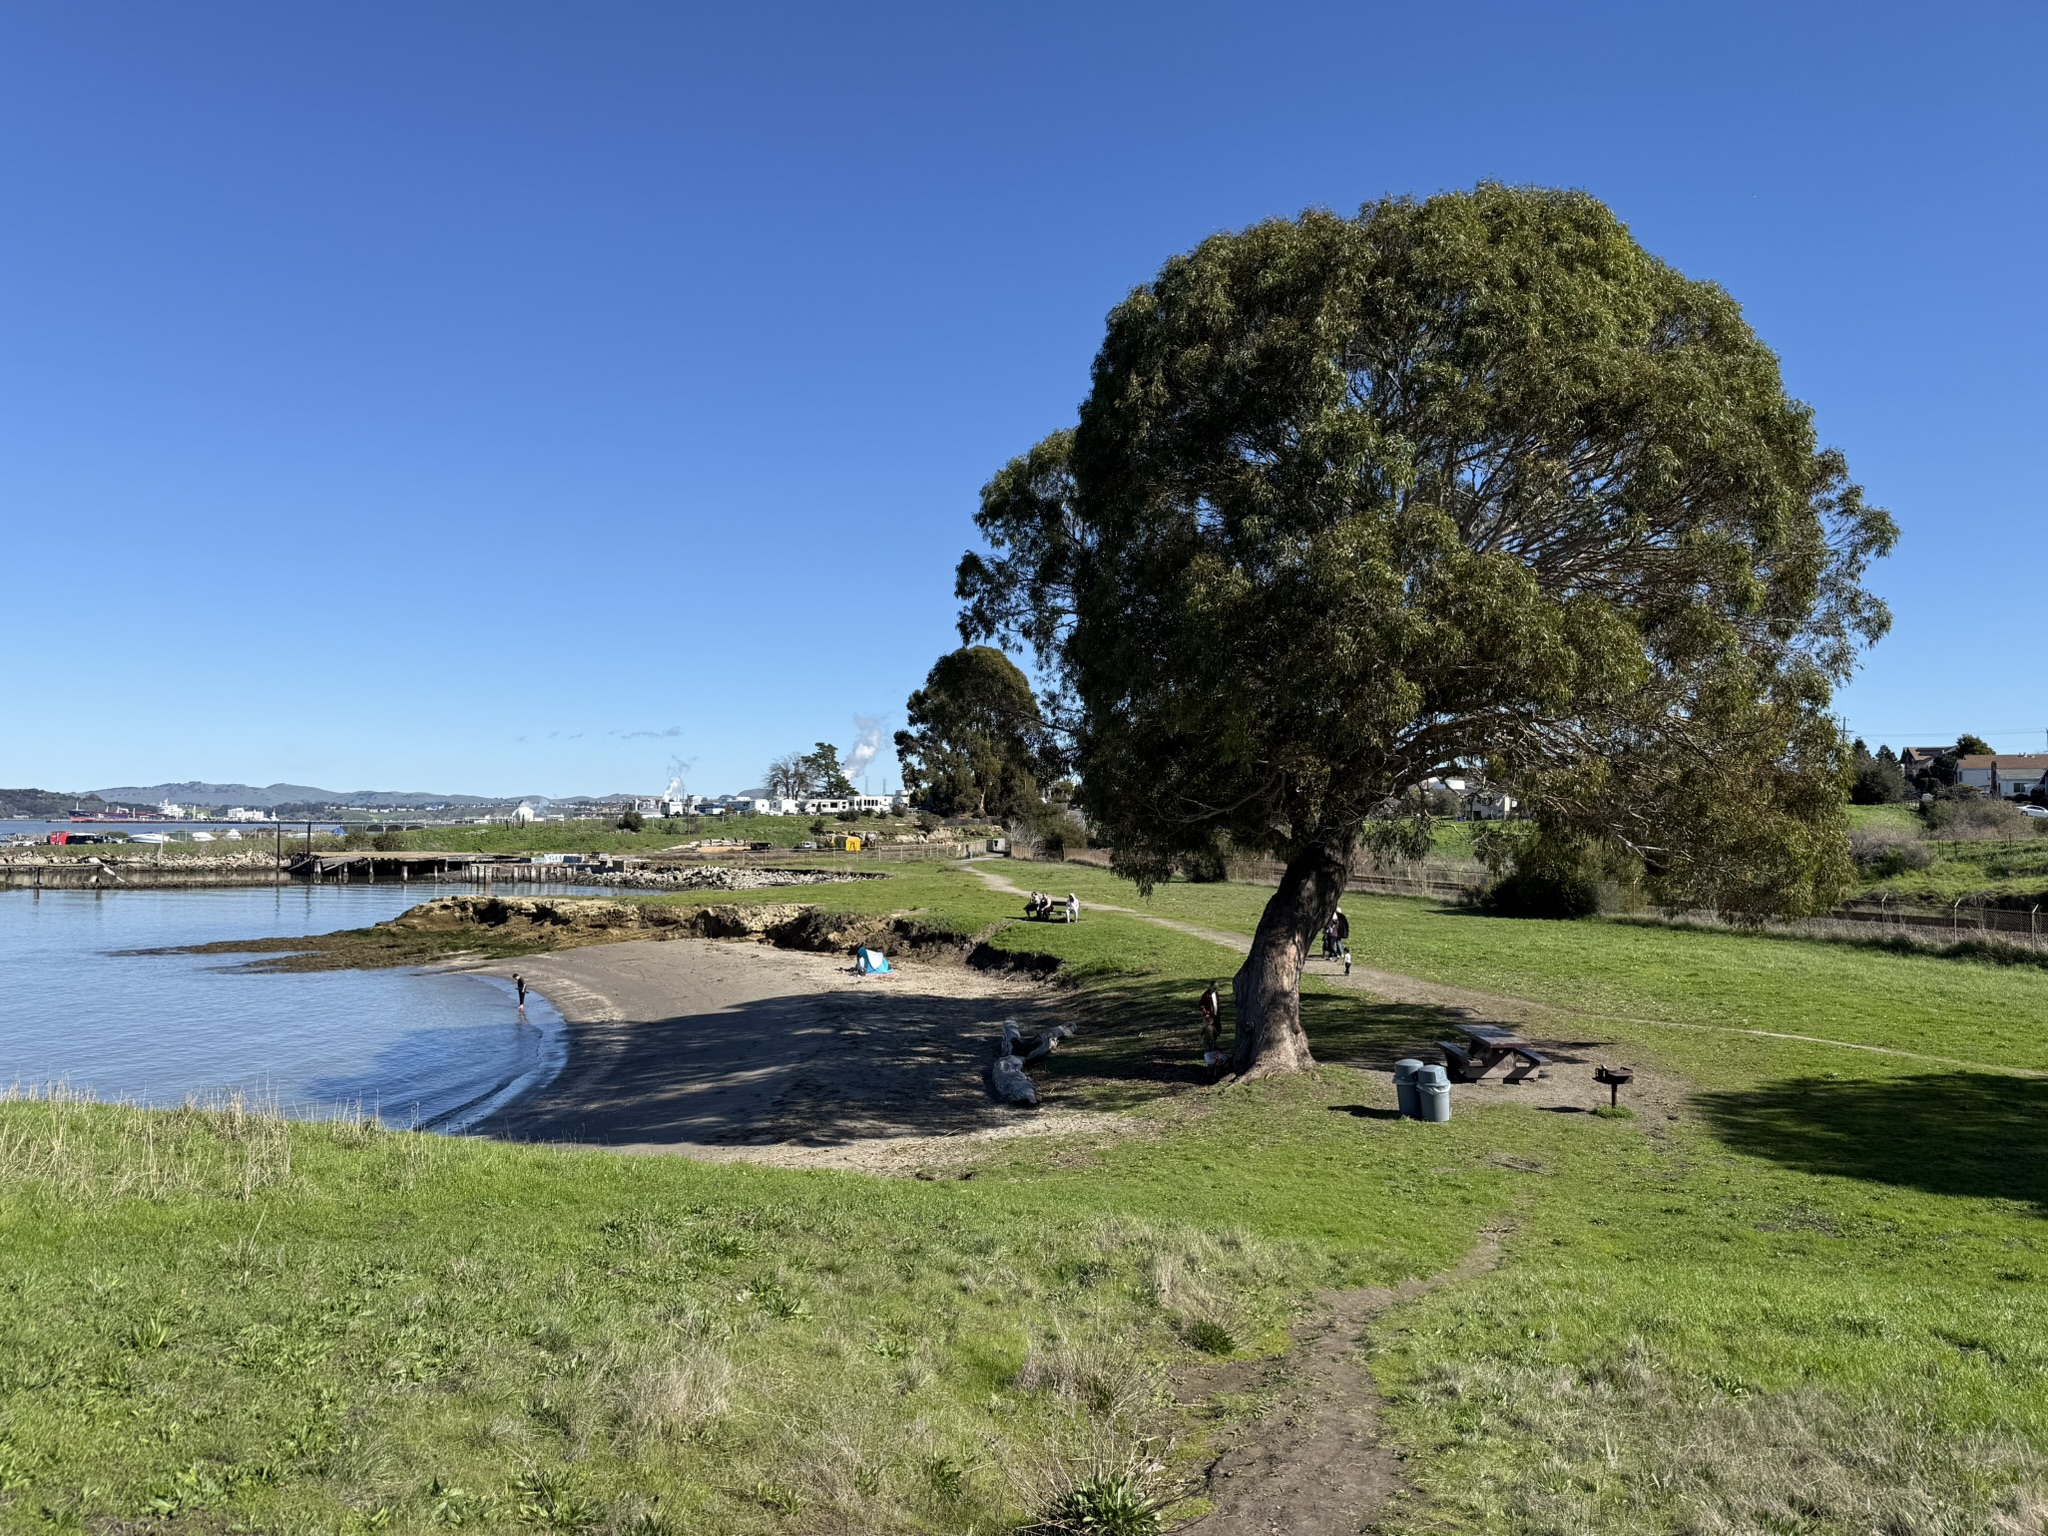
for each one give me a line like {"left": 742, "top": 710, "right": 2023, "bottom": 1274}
{"left": 967, "top": 862, "right": 2048, "bottom": 1080}
{"left": 1177, "top": 1229, "right": 1507, "bottom": 1534}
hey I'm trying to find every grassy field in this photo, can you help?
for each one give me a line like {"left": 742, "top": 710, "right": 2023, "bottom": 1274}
{"left": 4, "top": 861, "right": 2047, "bottom": 1533}
{"left": 1865, "top": 839, "right": 2048, "bottom": 905}
{"left": 1843, "top": 803, "right": 1923, "bottom": 833}
{"left": 364, "top": 816, "right": 998, "bottom": 857}
{"left": 1840, "top": 799, "right": 2048, "bottom": 906}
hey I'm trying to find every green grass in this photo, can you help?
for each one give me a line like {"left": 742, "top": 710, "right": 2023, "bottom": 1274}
{"left": 1022, "top": 863, "right": 2048, "bottom": 1081}
{"left": 1430, "top": 820, "right": 1479, "bottom": 859}
{"left": 1843, "top": 803, "right": 1923, "bottom": 833}
{"left": 7, "top": 862, "right": 2048, "bottom": 1532}
{"left": 1863, "top": 836, "right": 2048, "bottom": 905}
{"left": 1840, "top": 800, "right": 2048, "bottom": 905}
{"left": 0, "top": 1083, "right": 1493, "bottom": 1534}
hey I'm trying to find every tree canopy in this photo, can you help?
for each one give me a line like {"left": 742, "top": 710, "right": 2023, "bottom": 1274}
{"left": 765, "top": 743, "right": 857, "bottom": 799}
{"left": 1849, "top": 740, "right": 1906, "bottom": 805}
{"left": 894, "top": 645, "right": 1057, "bottom": 820}
{"left": 764, "top": 755, "right": 807, "bottom": 798}
{"left": 959, "top": 185, "right": 1895, "bottom": 1074}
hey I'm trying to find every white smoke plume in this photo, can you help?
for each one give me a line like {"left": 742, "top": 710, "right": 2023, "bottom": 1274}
{"left": 841, "top": 716, "right": 884, "bottom": 783}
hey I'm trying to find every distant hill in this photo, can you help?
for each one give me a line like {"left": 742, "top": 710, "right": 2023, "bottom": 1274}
{"left": 90, "top": 782, "right": 505, "bottom": 809}
{"left": 0, "top": 788, "right": 106, "bottom": 819}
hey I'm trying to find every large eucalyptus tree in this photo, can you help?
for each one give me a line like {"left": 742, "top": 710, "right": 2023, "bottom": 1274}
{"left": 958, "top": 186, "right": 1894, "bottom": 1076}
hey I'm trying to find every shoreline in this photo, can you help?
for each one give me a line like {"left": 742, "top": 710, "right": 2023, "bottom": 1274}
{"left": 421, "top": 974, "right": 571, "bottom": 1135}
{"left": 0, "top": 861, "right": 888, "bottom": 893}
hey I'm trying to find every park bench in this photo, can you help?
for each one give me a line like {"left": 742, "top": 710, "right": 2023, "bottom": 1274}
{"left": 1438, "top": 1022, "right": 1547, "bottom": 1083}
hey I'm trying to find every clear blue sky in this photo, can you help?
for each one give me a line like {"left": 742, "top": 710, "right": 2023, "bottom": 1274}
{"left": 4, "top": 2, "right": 2042, "bottom": 797}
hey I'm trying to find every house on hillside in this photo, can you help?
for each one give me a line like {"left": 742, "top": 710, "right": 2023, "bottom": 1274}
{"left": 1957, "top": 754, "right": 2048, "bottom": 799}
{"left": 1465, "top": 787, "right": 1518, "bottom": 821}
{"left": 1900, "top": 746, "right": 1951, "bottom": 779}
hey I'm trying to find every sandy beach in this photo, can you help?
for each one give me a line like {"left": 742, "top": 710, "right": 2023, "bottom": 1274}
{"left": 467, "top": 934, "right": 1117, "bottom": 1169}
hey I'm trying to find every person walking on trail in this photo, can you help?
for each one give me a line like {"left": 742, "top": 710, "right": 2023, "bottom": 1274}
{"left": 1065, "top": 892, "right": 1079, "bottom": 924}
{"left": 1199, "top": 981, "right": 1225, "bottom": 1068}
{"left": 1321, "top": 914, "right": 1339, "bottom": 961}
{"left": 1333, "top": 907, "right": 1352, "bottom": 976}
{"left": 514, "top": 974, "right": 528, "bottom": 1008}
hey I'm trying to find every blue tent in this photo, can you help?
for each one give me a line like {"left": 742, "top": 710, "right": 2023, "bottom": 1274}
{"left": 855, "top": 947, "right": 892, "bottom": 974}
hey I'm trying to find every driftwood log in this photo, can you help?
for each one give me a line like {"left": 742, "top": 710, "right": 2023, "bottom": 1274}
{"left": 990, "top": 1019, "right": 1076, "bottom": 1104}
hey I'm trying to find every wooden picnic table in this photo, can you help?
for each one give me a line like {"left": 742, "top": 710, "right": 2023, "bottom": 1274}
{"left": 1437, "top": 1021, "right": 1548, "bottom": 1084}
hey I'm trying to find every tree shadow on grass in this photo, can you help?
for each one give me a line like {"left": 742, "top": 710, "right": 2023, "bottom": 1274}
{"left": 1697, "top": 1073, "right": 2048, "bottom": 1209}
{"left": 1045, "top": 975, "right": 1464, "bottom": 1108}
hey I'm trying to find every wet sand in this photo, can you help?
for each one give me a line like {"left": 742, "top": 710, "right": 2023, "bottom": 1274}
{"left": 466, "top": 936, "right": 1120, "bottom": 1169}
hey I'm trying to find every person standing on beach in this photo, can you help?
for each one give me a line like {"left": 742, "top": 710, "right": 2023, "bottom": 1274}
{"left": 514, "top": 974, "right": 527, "bottom": 1008}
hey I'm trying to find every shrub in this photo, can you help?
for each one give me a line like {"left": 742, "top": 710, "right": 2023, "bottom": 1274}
{"left": 1847, "top": 825, "right": 1932, "bottom": 873}
{"left": 1482, "top": 870, "right": 1602, "bottom": 919}
{"left": 1034, "top": 1471, "right": 1164, "bottom": 1536}
{"left": 1179, "top": 848, "right": 1229, "bottom": 883}
{"left": 616, "top": 810, "right": 644, "bottom": 832}
{"left": 370, "top": 830, "right": 406, "bottom": 852}
{"left": 1874, "top": 843, "right": 1933, "bottom": 876}
{"left": 1925, "top": 796, "right": 2032, "bottom": 841}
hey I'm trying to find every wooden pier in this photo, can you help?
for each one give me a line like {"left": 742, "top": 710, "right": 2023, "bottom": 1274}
{"left": 285, "top": 852, "right": 482, "bottom": 883}
{"left": 283, "top": 853, "right": 625, "bottom": 885}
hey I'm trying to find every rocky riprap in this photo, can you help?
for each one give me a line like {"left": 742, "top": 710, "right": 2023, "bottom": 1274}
{"left": 0, "top": 851, "right": 284, "bottom": 870}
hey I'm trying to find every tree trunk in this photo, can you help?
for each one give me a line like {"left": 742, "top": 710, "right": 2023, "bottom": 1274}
{"left": 1230, "top": 837, "right": 1350, "bottom": 1077}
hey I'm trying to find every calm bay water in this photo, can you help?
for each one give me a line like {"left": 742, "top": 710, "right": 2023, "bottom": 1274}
{"left": 0, "top": 884, "right": 578, "bottom": 1131}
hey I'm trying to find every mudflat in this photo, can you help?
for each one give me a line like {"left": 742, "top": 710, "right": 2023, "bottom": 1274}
{"left": 469, "top": 935, "right": 1109, "bottom": 1168}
